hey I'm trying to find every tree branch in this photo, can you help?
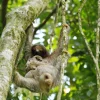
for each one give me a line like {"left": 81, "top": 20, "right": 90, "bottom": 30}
{"left": 34, "top": 7, "right": 56, "bottom": 34}
{"left": 57, "top": 0, "right": 69, "bottom": 100}
{"left": 34, "top": 1, "right": 63, "bottom": 34}
{"left": 78, "top": 0, "right": 96, "bottom": 64}
{"left": 0, "top": 0, "right": 50, "bottom": 99}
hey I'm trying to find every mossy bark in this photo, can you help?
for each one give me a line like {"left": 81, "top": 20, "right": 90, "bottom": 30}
{"left": 0, "top": 0, "right": 49, "bottom": 99}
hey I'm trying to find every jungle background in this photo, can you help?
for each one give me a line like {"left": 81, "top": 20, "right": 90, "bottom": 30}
{"left": 0, "top": 0, "right": 98, "bottom": 100}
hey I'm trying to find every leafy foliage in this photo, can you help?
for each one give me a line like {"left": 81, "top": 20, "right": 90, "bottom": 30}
{"left": 0, "top": 0, "right": 97, "bottom": 100}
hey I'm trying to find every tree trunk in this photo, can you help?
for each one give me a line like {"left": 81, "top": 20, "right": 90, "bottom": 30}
{"left": 0, "top": 0, "right": 49, "bottom": 99}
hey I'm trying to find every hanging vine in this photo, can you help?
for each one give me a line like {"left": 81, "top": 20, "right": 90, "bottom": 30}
{"left": 57, "top": 0, "right": 70, "bottom": 100}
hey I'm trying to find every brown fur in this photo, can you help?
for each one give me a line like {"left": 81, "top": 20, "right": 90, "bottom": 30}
{"left": 14, "top": 24, "right": 69, "bottom": 93}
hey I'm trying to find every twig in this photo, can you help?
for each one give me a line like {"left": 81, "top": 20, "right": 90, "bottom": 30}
{"left": 78, "top": 0, "right": 96, "bottom": 64}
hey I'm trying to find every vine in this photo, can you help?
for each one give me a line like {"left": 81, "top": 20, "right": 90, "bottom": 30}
{"left": 57, "top": 0, "right": 70, "bottom": 100}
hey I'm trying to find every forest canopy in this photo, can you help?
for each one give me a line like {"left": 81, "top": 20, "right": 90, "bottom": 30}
{"left": 0, "top": 0, "right": 99, "bottom": 100}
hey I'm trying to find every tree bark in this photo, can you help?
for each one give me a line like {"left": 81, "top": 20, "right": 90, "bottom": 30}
{"left": 0, "top": 0, "right": 49, "bottom": 99}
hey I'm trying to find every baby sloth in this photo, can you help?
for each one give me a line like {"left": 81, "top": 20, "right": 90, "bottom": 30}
{"left": 26, "top": 55, "right": 48, "bottom": 72}
{"left": 14, "top": 56, "right": 59, "bottom": 93}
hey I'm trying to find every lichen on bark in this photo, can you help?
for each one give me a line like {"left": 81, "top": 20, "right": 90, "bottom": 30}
{"left": 0, "top": 0, "right": 50, "bottom": 99}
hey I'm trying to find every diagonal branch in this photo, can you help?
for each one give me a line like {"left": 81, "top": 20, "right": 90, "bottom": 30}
{"left": 34, "top": 1, "right": 62, "bottom": 34}
{"left": 0, "top": 0, "right": 50, "bottom": 99}
{"left": 34, "top": 7, "right": 56, "bottom": 34}
{"left": 78, "top": 0, "right": 96, "bottom": 64}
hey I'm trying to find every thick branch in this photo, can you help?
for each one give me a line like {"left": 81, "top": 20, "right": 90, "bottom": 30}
{"left": 0, "top": 0, "right": 49, "bottom": 99}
